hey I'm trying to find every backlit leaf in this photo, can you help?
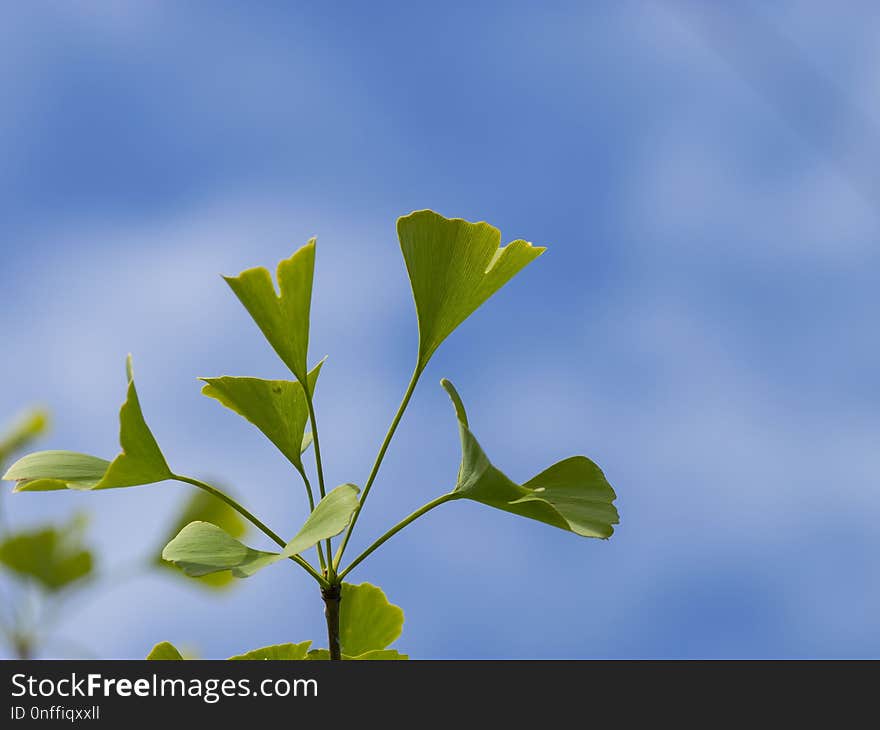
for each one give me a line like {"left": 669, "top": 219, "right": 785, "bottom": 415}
{"left": 156, "top": 487, "right": 248, "bottom": 589}
{"left": 228, "top": 641, "right": 312, "bottom": 660}
{"left": 200, "top": 359, "right": 324, "bottom": 472}
{"left": 161, "top": 521, "right": 279, "bottom": 578}
{"left": 338, "top": 582, "right": 404, "bottom": 657}
{"left": 398, "top": 210, "right": 545, "bottom": 370}
{"left": 441, "top": 379, "right": 619, "bottom": 539}
{"left": 147, "top": 642, "right": 183, "bottom": 660}
{"left": 4, "top": 356, "right": 172, "bottom": 491}
{"left": 161, "top": 484, "right": 360, "bottom": 578}
{"left": 224, "top": 240, "right": 315, "bottom": 383}
{"left": 279, "top": 483, "right": 359, "bottom": 560}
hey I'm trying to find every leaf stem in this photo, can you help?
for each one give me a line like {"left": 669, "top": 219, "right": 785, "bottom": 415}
{"left": 333, "top": 366, "right": 422, "bottom": 570}
{"left": 338, "top": 492, "right": 457, "bottom": 580}
{"left": 171, "top": 474, "right": 329, "bottom": 588}
{"left": 303, "top": 389, "right": 334, "bottom": 581}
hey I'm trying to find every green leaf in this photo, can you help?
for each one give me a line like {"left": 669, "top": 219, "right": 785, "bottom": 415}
{"left": 279, "top": 483, "right": 359, "bottom": 560}
{"left": 147, "top": 642, "right": 183, "bottom": 660}
{"left": 161, "top": 484, "right": 360, "bottom": 578}
{"left": 0, "top": 514, "right": 93, "bottom": 591}
{"left": 306, "top": 649, "right": 408, "bottom": 661}
{"left": 200, "top": 359, "right": 324, "bottom": 472}
{"left": 4, "top": 451, "right": 111, "bottom": 492}
{"left": 4, "top": 356, "right": 172, "bottom": 492}
{"left": 156, "top": 488, "right": 248, "bottom": 589}
{"left": 441, "top": 379, "right": 619, "bottom": 539}
{"left": 346, "top": 649, "right": 408, "bottom": 660}
{"left": 339, "top": 582, "right": 404, "bottom": 657}
{"left": 300, "top": 431, "right": 314, "bottom": 455}
{"left": 228, "top": 641, "right": 312, "bottom": 660}
{"left": 0, "top": 408, "right": 49, "bottom": 466}
{"left": 398, "top": 210, "right": 545, "bottom": 369}
{"left": 224, "top": 240, "right": 316, "bottom": 383}
{"left": 161, "top": 521, "right": 280, "bottom": 579}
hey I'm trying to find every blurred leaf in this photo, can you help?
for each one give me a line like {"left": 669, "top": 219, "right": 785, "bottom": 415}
{"left": 441, "top": 379, "right": 619, "bottom": 539}
{"left": 398, "top": 210, "right": 545, "bottom": 370}
{"left": 228, "top": 641, "right": 312, "bottom": 660}
{"left": 5, "top": 356, "right": 172, "bottom": 491}
{"left": 156, "top": 488, "right": 248, "bottom": 589}
{"left": 0, "top": 514, "right": 93, "bottom": 591}
{"left": 147, "top": 642, "right": 183, "bottom": 660}
{"left": 161, "top": 484, "right": 360, "bottom": 578}
{"left": 0, "top": 408, "right": 49, "bottom": 466}
{"left": 338, "top": 582, "right": 404, "bottom": 657}
{"left": 224, "top": 240, "right": 316, "bottom": 383}
{"left": 300, "top": 432, "right": 313, "bottom": 455}
{"left": 200, "top": 359, "right": 324, "bottom": 472}
{"left": 161, "top": 521, "right": 279, "bottom": 579}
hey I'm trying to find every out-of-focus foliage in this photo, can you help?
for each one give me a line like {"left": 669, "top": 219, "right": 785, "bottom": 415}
{"left": 0, "top": 514, "right": 94, "bottom": 592}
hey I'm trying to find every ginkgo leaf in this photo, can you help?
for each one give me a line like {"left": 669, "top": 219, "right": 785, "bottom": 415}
{"left": 224, "top": 240, "right": 316, "bottom": 383}
{"left": 278, "top": 483, "right": 359, "bottom": 560}
{"left": 398, "top": 210, "right": 545, "bottom": 370}
{"left": 156, "top": 487, "right": 248, "bottom": 589}
{"left": 199, "top": 358, "right": 324, "bottom": 472}
{"left": 4, "top": 451, "right": 111, "bottom": 492}
{"left": 0, "top": 514, "right": 93, "bottom": 591}
{"left": 441, "top": 379, "right": 619, "bottom": 539}
{"left": 228, "top": 641, "right": 312, "bottom": 660}
{"left": 161, "top": 521, "right": 280, "bottom": 578}
{"left": 147, "top": 642, "right": 183, "bottom": 660}
{"left": 306, "top": 649, "right": 408, "bottom": 661}
{"left": 4, "top": 356, "right": 172, "bottom": 492}
{"left": 162, "top": 484, "right": 360, "bottom": 578}
{"left": 0, "top": 407, "right": 49, "bottom": 466}
{"left": 338, "top": 582, "right": 404, "bottom": 657}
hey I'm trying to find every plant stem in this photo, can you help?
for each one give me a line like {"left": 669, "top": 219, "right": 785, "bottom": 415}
{"left": 171, "top": 474, "right": 329, "bottom": 588}
{"left": 338, "top": 492, "right": 458, "bottom": 580}
{"left": 334, "top": 366, "right": 422, "bottom": 569}
{"left": 321, "top": 584, "right": 342, "bottom": 661}
{"left": 303, "top": 389, "right": 334, "bottom": 581}
{"left": 297, "top": 468, "right": 327, "bottom": 571}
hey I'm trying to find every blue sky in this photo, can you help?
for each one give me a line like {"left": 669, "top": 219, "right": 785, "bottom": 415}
{"left": 1, "top": 1, "right": 878, "bottom": 658}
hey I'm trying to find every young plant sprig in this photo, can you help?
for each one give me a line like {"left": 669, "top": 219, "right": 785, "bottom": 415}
{"left": 3, "top": 210, "right": 620, "bottom": 660}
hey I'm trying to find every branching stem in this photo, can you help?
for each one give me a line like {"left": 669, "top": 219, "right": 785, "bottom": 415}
{"left": 171, "top": 474, "right": 329, "bottom": 588}
{"left": 338, "top": 492, "right": 457, "bottom": 580}
{"left": 334, "top": 366, "right": 422, "bottom": 569}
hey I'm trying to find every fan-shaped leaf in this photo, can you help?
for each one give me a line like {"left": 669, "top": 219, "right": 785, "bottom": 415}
{"left": 338, "top": 582, "right": 404, "bottom": 657}
{"left": 4, "top": 356, "right": 171, "bottom": 492}
{"left": 147, "top": 642, "right": 183, "bottom": 660}
{"left": 199, "top": 359, "right": 324, "bottom": 472}
{"left": 224, "top": 239, "right": 315, "bottom": 383}
{"left": 398, "top": 210, "right": 545, "bottom": 369}
{"left": 156, "top": 488, "right": 248, "bottom": 589}
{"left": 162, "top": 484, "right": 360, "bottom": 578}
{"left": 228, "top": 641, "right": 312, "bottom": 660}
{"left": 161, "top": 521, "right": 279, "bottom": 578}
{"left": 441, "top": 379, "right": 619, "bottom": 539}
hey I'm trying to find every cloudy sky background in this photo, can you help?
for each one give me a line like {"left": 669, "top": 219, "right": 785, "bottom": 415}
{"left": 1, "top": 1, "right": 878, "bottom": 658}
